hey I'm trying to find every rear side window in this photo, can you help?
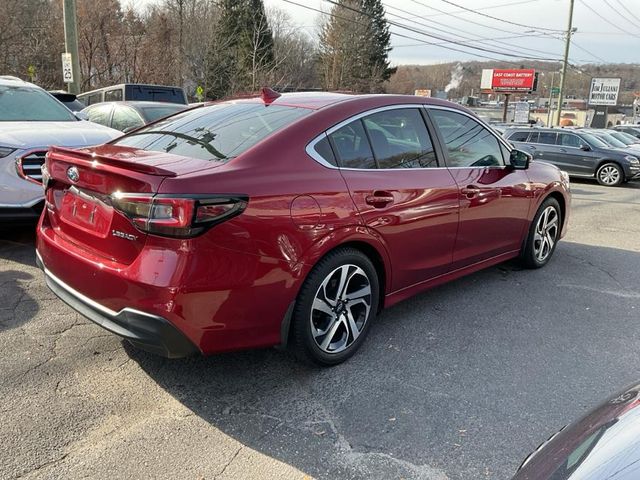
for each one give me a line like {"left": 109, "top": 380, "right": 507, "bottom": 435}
{"left": 538, "top": 132, "right": 558, "bottom": 145}
{"left": 311, "top": 136, "right": 337, "bottom": 166}
{"left": 129, "top": 86, "right": 186, "bottom": 104}
{"left": 507, "top": 131, "right": 531, "bottom": 142}
{"left": 362, "top": 108, "right": 438, "bottom": 168}
{"left": 104, "top": 89, "right": 123, "bottom": 102}
{"left": 113, "top": 103, "right": 310, "bottom": 162}
{"left": 329, "top": 120, "right": 376, "bottom": 169}
{"left": 430, "top": 109, "right": 504, "bottom": 167}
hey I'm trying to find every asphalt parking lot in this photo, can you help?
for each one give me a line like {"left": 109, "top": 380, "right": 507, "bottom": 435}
{"left": 1, "top": 179, "right": 639, "bottom": 480}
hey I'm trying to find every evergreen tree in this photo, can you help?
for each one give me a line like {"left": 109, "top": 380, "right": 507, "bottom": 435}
{"left": 318, "top": 0, "right": 393, "bottom": 93}
{"left": 206, "top": 0, "right": 274, "bottom": 99}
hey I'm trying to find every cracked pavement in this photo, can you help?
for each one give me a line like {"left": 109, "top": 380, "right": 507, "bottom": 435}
{"left": 1, "top": 179, "right": 639, "bottom": 480}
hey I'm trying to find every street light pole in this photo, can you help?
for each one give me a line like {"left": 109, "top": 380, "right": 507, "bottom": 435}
{"left": 62, "top": 0, "right": 81, "bottom": 94}
{"left": 555, "top": 0, "right": 575, "bottom": 126}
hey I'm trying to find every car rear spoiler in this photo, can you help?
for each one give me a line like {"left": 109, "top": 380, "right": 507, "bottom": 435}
{"left": 47, "top": 146, "right": 178, "bottom": 177}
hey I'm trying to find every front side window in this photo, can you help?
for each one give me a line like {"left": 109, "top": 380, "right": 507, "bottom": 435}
{"left": 430, "top": 109, "right": 504, "bottom": 167}
{"left": 362, "top": 108, "right": 438, "bottom": 169}
{"left": 113, "top": 103, "right": 310, "bottom": 162}
{"left": 328, "top": 120, "right": 376, "bottom": 169}
{"left": 558, "top": 133, "right": 582, "bottom": 148}
{"left": 0, "top": 86, "right": 77, "bottom": 122}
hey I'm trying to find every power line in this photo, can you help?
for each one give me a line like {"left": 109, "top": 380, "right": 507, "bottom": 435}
{"left": 322, "top": 0, "right": 565, "bottom": 62}
{"left": 385, "top": 2, "right": 565, "bottom": 59}
{"left": 614, "top": 0, "right": 640, "bottom": 25}
{"left": 570, "top": 40, "right": 606, "bottom": 63}
{"left": 436, "top": 0, "right": 564, "bottom": 33}
{"left": 418, "top": 0, "right": 544, "bottom": 19}
{"left": 280, "top": 0, "right": 529, "bottom": 65}
{"left": 603, "top": 0, "right": 640, "bottom": 30}
{"left": 578, "top": 0, "right": 640, "bottom": 38}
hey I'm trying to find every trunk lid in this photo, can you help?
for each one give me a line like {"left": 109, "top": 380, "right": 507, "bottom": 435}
{"left": 44, "top": 145, "right": 217, "bottom": 264}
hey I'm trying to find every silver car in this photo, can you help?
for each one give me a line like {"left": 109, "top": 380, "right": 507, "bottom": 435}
{"left": 0, "top": 76, "right": 120, "bottom": 222}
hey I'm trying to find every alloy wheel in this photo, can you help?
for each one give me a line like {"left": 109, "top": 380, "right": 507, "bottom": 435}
{"left": 310, "top": 264, "right": 372, "bottom": 354}
{"left": 533, "top": 206, "right": 559, "bottom": 263}
{"left": 598, "top": 165, "right": 621, "bottom": 185}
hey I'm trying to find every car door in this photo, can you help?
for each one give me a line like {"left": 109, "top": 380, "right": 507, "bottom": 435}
{"left": 427, "top": 107, "right": 532, "bottom": 268}
{"left": 328, "top": 106, "right": 460, "bottom": 291}
{"left": 556, "top": 132, "right": 598, "bottom": 176}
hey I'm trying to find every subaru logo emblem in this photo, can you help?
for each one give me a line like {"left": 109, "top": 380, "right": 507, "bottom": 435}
{"left": 67, "top": 166, "right": 79, "bottom": 183}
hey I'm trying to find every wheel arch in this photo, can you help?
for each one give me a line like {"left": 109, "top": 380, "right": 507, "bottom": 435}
{"left": 279, "top": 232, "right": 391, "bottom": 349}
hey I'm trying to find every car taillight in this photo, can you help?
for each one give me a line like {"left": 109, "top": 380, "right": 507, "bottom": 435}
{"left": 111, "top": 193, "right": 247, "bottom": 238}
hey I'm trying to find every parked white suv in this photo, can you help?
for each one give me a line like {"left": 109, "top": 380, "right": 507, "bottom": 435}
{"left": 0, "top": 76, "right": 120, "bottom": 222}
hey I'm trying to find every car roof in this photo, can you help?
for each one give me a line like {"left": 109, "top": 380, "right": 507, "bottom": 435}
{"left": 0, "top": 76, "right": 39, "bottom": 88}
{"left": 210, "top": 91, "right": 469, "bottom": 112}
{"left": 84, "top": 101, "right": 188, "bottom": 109}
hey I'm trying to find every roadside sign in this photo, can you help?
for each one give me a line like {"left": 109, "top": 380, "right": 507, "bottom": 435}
{"left": 514, "top": 102, "right": 530, "bottom": 123}
{"left": 480, "top": 69, "right": 536, "bottom": 93}
{"left": 195, "top": 85, "right": 204, "bottom": 102}
{"left": 588, "top": 78, "right": 621, "bottom": 106}
{"left": 414, "top": 89, "right": 432, "bottom": 97}
{"left": 61, "top": 53, "right": 73, "bottom": 84}
{"left": 551, "top": 86, "right": 560, "bottom": 95}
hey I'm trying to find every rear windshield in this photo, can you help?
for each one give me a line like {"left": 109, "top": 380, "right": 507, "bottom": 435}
{"left": 112, "top": 103, "right": 310, "bottom": 162}
{"left": 0, "top": 86, "right": 77, "bottom": 121}
{"left": 128, "top": 86, "right": 186, "bottom": 104}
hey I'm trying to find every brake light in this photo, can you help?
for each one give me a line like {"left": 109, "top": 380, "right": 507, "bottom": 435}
{"left": 111, "top": 193, "right": 247, "bottom": 238}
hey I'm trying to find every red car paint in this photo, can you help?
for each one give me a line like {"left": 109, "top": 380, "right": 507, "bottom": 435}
{"left": 36, "top": 93, "right": 570, "bottom": 357}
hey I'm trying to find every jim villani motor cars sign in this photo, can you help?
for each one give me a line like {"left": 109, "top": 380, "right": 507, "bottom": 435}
{"left": 588, "top": 78, "right": 621, "bottom": 106}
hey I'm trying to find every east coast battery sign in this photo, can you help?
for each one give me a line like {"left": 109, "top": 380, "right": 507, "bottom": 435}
{"left": 480, "top": 69, "right": 536, "bottom": 93}
{"left": 588, "top": 78, "right": 621, "bottom": 106}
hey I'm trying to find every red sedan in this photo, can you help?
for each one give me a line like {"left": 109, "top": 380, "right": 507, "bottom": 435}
{"left": 36, "top": 91, "right": 570, "bottom": 365}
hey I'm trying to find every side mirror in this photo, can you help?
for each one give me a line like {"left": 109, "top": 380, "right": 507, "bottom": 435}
{"left": 580, "top": 144, "right": 591, "bottom": 151}
{"left": 74, "top": 111, "right": 88, "bottom": 121}
{"left": 509, "top": 149, "right": 531, "bottom": 170}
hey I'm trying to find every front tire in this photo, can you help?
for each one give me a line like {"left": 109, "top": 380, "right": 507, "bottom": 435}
{"left": 596, "top": 162, "right": 623, "bottom": 187}
{"left": 290, "top": 248, "right": 379, "bottom": 366}
{"left": 520, "top": 197, "right": 561, "bottom": 269}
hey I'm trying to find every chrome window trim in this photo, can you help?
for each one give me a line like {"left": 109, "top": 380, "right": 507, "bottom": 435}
{"left": 307, "top": 104, "right": 440, "bottom": 171}
{"left": 305, "top": 103, "right": 514, "bottom": 171}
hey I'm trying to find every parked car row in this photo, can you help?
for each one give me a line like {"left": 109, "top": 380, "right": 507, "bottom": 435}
{"left": 504, "top": 126, "right": 640, "bottom": 186}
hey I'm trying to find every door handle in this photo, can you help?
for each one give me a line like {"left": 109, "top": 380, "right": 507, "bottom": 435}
{"left": 365, "top": 191, "right": 394, "bottom": 208}
{"left": 461, "top": 185, "right": 481, "bottom": 198}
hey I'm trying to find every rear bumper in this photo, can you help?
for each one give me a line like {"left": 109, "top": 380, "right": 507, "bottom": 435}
{"left": 36, "top": 250, "right": 198, "bottom": 358}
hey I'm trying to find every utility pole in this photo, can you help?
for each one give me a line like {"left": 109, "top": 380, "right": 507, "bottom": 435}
{"left": 555, "top": 0, "right": 575, "bottom": 126}
{"left": 62, "top": 0, "right": 81, "bottom": 94}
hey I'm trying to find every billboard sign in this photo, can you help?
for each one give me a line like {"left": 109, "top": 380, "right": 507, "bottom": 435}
{"left": 481, "top": 69, "right": 536, "bottom": 93}
{"left": 588, "top": 78, "right": 621, "bottom": 106}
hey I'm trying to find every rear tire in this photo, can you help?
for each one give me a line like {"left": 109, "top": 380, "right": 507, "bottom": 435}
{"left": 520, "top": 197, "right": 561, "bottom": 269}
{"left": 290, "top": 248, "right": 379, "bottom": 366}
{"left": 596, "top": 162, "right": 623, "bottom": 187}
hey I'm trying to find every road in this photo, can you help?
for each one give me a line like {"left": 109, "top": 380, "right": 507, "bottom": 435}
{"left": 1, "top": 179, "right": 639, "bottom": 480}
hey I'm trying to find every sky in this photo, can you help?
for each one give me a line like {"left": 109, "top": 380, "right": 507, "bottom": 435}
{"left": 135, "top": 0, "right": 640, "bottom": 66}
